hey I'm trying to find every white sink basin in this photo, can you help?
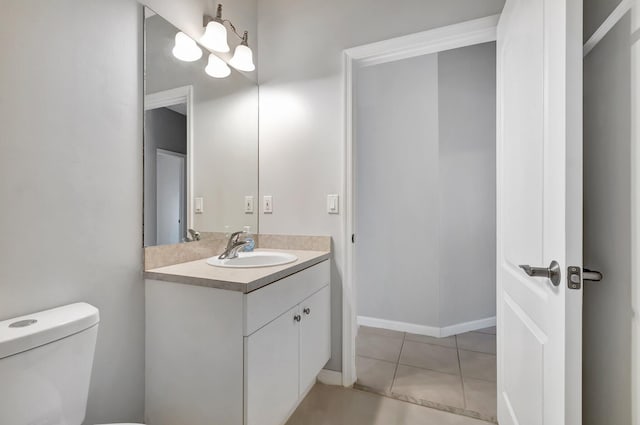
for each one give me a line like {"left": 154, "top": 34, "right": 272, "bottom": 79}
{"left": 206, "top": 251, "right": 298, "bottom": 268}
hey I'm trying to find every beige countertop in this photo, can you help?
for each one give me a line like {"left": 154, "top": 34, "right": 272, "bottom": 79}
{"left": 144, "top": 248, "right": 331, "bottom": 293}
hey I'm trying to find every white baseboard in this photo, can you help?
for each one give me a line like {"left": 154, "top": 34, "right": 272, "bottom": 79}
{"left": 357, "top": 315, "right": 496, "bottom": 337}
{"left": 358, "top": 316, "right": 441, "bottom": 337}
{"left": 317, "top": 368, "right": 343, "bottom": 386}
{"left": 440, "top": 316, "right": 496, "bottom": 337}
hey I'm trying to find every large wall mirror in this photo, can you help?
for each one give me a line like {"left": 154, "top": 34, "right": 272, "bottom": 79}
{"left": 143, "top": 7, "right": 258, "bottom": 246}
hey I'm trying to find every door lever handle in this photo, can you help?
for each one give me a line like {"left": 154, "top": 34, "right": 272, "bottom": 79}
{"left": 519, "top": 260, "right": 561, "bottom": 286}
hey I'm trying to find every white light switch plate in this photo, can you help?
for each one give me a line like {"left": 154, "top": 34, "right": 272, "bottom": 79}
{"left": 244, "top": 196, "right": 254, "bottom": 213}
{"left": 327, "top": 194, "right": 339, "bottom": 214}
{"left": 195, "top": 197, "right": 204, "bottom": 214}
{"left": 263, "top": 196, "right": 273, "bottom": 214}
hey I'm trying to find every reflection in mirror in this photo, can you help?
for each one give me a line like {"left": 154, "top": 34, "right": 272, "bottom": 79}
{"left": 144, "top": 8, "right": 258, "bottom": 247}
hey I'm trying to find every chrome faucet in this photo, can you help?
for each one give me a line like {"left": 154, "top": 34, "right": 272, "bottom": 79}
{"left": 185, "top": 228, "right": 201, "bottom": 242}
{"left": 218, "top": 231, "right": 248, "bottom": 260}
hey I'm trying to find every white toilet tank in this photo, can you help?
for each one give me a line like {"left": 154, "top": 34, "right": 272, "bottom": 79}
{"left": 0, "top": 303, "right": 100, "bottom": 425}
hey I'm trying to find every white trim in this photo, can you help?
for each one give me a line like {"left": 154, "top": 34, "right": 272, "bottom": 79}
{"left": 145, "top": 86, "right": 194, "bottom": 232}
{"left": 440, "top": 316, "right": 497, "bottom": 337}
{"left": 358, "top": 316, "right": 439, "bottom": 337}
{"left": 342, "top": 15, "right": 499, "bottom": 390}
{"left": 344, "top": 14, "right": 500, "bottom": 68}
{"left": 316, "top": 369, "right": 343, "bottom": 386}
{"left": 583, "top": 0, "right": 633, "bottom": 57}
{"left": 357, "top": 316, "right": 496, "bottom": 337}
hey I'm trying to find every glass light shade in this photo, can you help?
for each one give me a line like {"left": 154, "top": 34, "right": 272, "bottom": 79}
{"left": 205, "top": 54, "right": 231, "bottom": 78}
{"left": 200, "top": 21, "right": 230, "bottom": 53}
{"left": 172, "top": 31, "right": 202, "bottom": 62}
{"left": 229, "top": 44, "right": 255, "bottom": 72}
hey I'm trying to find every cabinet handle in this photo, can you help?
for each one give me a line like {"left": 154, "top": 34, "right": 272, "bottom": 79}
{"left": 293, "top": 314, "right": 302, "bottom": 322}
{"left": 303, "top": 307, "right": 311, "bottom": 315}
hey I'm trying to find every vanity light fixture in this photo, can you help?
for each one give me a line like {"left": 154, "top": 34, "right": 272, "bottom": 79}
{"left": 229, "top": 31, "right": 255, "bottom": 72}
{"left": 200, "top": 4, "right": 230, "bottom": 52}
{"left": 202, "top": 4, "right": 255, "bottom": 72}
{"left": 172, "top": 31, "right": 202, "bottom": 62}
{"left": 205, "top": 53, "right": 231, "bottom": 78}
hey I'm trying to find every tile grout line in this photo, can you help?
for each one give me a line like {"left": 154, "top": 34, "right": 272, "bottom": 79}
{"left": 456, "top": 334, "right": 468, "bottom": 410}
{"left": 389, "top": 332, "right": 407, "bottom": 393}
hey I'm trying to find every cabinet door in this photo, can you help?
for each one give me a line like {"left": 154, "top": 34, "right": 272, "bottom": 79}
{"left": 245, "top": 306, "right": 300, "bottom": 425}
{"left": 299, "top": 285, "right": 331, "bottom": 394}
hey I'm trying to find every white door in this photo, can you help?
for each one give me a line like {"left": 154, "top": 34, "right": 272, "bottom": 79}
{"left": 497, "top": 0, "right": 582, "bottom": 424}
{"left": 299, "top": 286, "right": 331, "bottom": 394}
{"left": 156, "top": 149, "right": 185, "bottom": 245}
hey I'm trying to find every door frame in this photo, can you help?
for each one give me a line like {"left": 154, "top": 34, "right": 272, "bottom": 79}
{"left": 145, "top": 85, "right": 194, "bottom": 232}
{"left": 341, "top": 15, "right": 500, "bottom": 387}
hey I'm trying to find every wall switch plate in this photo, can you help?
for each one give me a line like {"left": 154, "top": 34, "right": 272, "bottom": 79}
{"left": 263, "top": 196, "right": 273, "bottom": 214}
{"left": 327, "top": 194, "right": 339, "bottom": 214}
{"left": 194, "top": 197, "right": 204, "bottom": 214}
{"left": 244, "top": 196, "right": 254, "bottom": 214}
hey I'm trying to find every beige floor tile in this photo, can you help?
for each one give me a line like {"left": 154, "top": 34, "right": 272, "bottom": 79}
{"left": 405, "top": 333, "right": 457, "bottom": 348}
{"left": 286, "top": 383, "right": 493, "bottom": 425}
{"left": 463, "top": 377, "right": 497, "bottom": 420}
{"left": 356, "top": 356, "right": 397, "bottom": 393}
{"left": 392, "top": 365, "right": 465, "bottom": 409}
{"left": 359, "top": 325, "right": 405, "bottom": 339}
{"left": 475, "top": 327, "right": 496, "bottom": 335}
{"left": 459, "top": 350, "right": 496, "bottom": 382}
{"left": 456, "top": 332, "right": 496, "bottom": 354}
{"left": 356, "top": 332, "right": 404, "bottom": 362}
{"left": 399, "top": 340, "right": 461, "bottom": 375}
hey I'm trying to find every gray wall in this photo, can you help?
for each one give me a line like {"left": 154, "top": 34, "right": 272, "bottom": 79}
{"left": 355, "top": 43, "right": 496, "bottom": 330}
{"left": 0, "top": 0, "right": 144, "bottom": 423}
{"left": 438, "top": 43, "right": 496, "bottom": 327}
{"left": 583, "top": 11, "right": 632, "bottom": 425}
{"left": 144, "top": 107, "right": 187, "bottom": 246}
{"left": 257, "top": 0, "right": 505, "bottom": 370}
{"left": 355, "top": 54, "right": 441, "bottom": 328}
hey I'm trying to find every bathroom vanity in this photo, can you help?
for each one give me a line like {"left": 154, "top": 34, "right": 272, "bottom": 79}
{"left": 144, "top": 249, "right": 330, "bottom": 425}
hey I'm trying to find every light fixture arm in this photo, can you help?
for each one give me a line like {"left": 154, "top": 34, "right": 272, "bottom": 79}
{"left": 203, "top": 4, "right": 250, "bottom": 43}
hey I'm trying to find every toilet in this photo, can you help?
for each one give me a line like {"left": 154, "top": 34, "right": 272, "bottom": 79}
{"left": 0, "top": 302, "right": 144, "bottom": 425}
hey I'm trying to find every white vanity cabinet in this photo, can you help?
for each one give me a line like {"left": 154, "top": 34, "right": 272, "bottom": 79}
{"left": 245, "top": 285, "right": 331, "bottom": 425}
{"left": 145, "top": 259, "right": 330, "bottom": 425}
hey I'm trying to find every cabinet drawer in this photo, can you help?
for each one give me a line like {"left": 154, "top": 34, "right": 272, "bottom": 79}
{"left": 244, "top": 260, "right": 329, "bottom": 336}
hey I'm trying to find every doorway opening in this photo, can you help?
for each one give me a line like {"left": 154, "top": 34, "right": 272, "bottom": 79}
{"left": 342, "top": 15, "right": 499, "bottom": 423}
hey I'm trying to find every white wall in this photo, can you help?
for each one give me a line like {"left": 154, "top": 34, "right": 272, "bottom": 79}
{"left": 354, "top": 43, "right": 496, "bottom": 332}
{"left": 0, "top": 0, "right": 144, "bottom": 422}
{"left": 0, "top": 0, "right": 257, "bottom": 422}
{"left": 257, "top": 0, "right": 505, "bottom": 370}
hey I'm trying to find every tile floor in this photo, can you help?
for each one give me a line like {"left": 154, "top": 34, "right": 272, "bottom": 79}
{"left": 355, "top": 326, "right": 497, "bottom": 423}
{"left": 286, "top": 383, "right": 494, "bottom": 425}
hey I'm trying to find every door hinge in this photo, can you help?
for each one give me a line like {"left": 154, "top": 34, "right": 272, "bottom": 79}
{"left": 567, "top": 266, "right": 604, "bottom": 290}
{"left": 351, "top": 234, "right": 355, "bottom": 244}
